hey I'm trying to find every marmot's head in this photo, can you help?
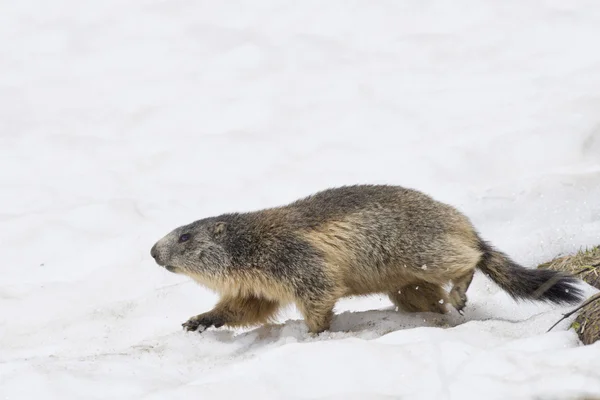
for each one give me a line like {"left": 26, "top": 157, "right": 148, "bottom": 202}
{"left": 150, "top": 218, "right": 232, "bottom": 276}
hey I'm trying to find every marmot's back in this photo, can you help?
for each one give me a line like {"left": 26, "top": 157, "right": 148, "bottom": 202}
{"left": 286, "top": 184, "right": 468, "bottom": 231}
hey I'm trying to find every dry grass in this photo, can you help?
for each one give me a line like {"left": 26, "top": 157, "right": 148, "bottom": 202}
{"left": 572, "top": 299, "right": 600, "bottom": 345}
{"left": 538, "top": 245, "right": 600, "bottom": 288}
{"left": 538, "top": 245, "right": 600, "bottom": 345}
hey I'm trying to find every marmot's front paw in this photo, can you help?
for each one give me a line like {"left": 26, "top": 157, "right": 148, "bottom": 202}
{"left": 182, "top": 314, "right": 225, "bottom": 332}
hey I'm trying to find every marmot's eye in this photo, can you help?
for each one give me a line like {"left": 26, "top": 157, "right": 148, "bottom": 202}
{"left": 178, "top": 233, "right": 191, "bottom": 243}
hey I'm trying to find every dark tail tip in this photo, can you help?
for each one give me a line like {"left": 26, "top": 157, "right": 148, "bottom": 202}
{"left": 517, "top": 267, "right": 584, "bottom": 305}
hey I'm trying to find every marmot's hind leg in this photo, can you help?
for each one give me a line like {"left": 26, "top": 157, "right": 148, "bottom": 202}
{"left": 182, "top": 295, "right": 280, "bottom": 332}
{"left": 448, "top": 269, "right": 475, "bottom": 314}
{"left": 389, "top": 281, "right": 448, "bottom": 314}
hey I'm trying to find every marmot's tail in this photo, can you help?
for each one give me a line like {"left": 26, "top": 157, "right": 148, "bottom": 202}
{"left": 476, "top": 239, "right": 584, "bottom": 305}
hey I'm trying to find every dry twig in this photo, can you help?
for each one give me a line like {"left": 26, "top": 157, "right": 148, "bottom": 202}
{"left": 547, "top": 292, "right": 600, "bottom": 333}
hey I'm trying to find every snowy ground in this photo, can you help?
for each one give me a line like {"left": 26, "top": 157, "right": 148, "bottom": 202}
{"left": 2, "top": 0, "right": 600, "bottom": 399}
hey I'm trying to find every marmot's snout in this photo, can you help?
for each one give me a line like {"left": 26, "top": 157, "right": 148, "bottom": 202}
{"left": 150, "top": 243, "right": 158, "bottom": 260}
{"left": 150, "top": 241, "right": 168, "bottom": 267}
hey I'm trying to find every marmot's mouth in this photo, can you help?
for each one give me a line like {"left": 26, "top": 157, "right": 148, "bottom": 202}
{"left": 165, "top": 265, "right": 178, "bottom": 273}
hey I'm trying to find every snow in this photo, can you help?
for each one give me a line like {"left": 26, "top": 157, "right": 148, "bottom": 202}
{"left": 2, "top": 0, "right": 600, "bottom": 398}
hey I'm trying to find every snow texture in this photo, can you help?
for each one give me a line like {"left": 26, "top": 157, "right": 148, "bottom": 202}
{"left": 2, "top": 0, "right": 600, "bottom": 399}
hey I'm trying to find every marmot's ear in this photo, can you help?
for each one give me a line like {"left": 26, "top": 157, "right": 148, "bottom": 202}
{"left": 212, "top": 222, "right": 227, "bottom": 239}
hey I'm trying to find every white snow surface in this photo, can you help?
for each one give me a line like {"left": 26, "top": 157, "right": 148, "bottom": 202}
{"left": 2, "top": 1, "right": 600, "bottom": 399}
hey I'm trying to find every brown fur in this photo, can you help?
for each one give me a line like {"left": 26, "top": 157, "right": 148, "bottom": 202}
{"left": 150, "top": 184, "right": 584, "bottom": 334}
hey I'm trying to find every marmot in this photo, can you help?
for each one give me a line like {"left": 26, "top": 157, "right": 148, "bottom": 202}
{"left": 150, "top": 184, "right": 583, "bottom": 334}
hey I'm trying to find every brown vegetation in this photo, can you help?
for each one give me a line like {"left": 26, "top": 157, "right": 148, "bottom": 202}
{"left": 539, "top": 246, "right": 600, "bottom": 345}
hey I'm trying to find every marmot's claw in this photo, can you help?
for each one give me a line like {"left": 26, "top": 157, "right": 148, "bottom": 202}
{"left": 181, "top": 319, "right": 201, "bottom": 331}
{"left": 182, "top": 315, "right": 225, "bottom": 332}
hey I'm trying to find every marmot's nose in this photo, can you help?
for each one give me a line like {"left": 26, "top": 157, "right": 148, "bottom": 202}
{"left": 150, "top": 244, "right": 158, "bottom": 259}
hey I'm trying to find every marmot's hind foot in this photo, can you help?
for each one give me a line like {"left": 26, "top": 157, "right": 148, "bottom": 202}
{"left": 449, "top": 270, "right": 475, "bottom": 314}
